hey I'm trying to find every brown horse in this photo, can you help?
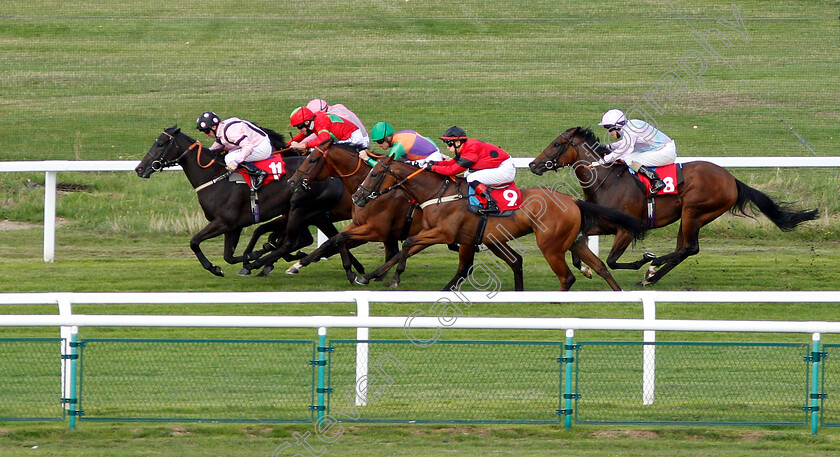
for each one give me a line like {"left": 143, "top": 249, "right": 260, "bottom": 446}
{"left": 351, "top": 154, "right": 648, "bottom": 290}
{"left": 286, "top": 144, "right": 525, "bottom": 290}
{"left": 530, "top": 126, "right": 819, "bottom": 285}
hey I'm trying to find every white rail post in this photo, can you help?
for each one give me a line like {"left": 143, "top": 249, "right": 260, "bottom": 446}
{"left": 642, "top": 293, "right": 656, "bottom": 405}
{"left": 43, "top": 171, "right": 57, "bottom": 263}
{"left": 57, "top": 294, "right": 78, "bottom": 412}
{"left": 587, "top": 235, "right": 599, "bottom": 257}
{"left": 355, "top": 293, "right": 370, "bottom": 406}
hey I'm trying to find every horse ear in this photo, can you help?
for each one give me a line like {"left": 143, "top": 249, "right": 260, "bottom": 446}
{"left": 173, "top": 126, "right": 181, "bottom": 134}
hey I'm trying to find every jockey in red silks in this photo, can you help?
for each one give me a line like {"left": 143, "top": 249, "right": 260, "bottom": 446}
{"left": 304, "top": 99, "right": 369, "bottom": 145}
{"left": 287, "top": 106, "right": 370, "bottom": 153}
{"left": 425, "top": 126, "right": 516, "bottom": 214}
{"left": 196, "top": 111, "right": 269, "bottom": 188}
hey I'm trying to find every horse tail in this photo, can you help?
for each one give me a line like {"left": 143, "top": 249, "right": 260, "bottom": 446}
{"left": 575, "top": 200, "right": 647, "bottom": 242}
{"left": 253, "top": 124, "right": 288, "bottom": 151}
{"left": 732, "top": 179, "right": 819, "bottom": 232}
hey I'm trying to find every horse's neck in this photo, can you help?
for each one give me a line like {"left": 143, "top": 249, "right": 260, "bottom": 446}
{"left": 176, "top": 140, "right": 226, "bottom": 189}
{"left": 327, "top": 153, "right": 367, "bottom": 190}
{"left": 396, "top": 166, "right": 458, "bottom": 203}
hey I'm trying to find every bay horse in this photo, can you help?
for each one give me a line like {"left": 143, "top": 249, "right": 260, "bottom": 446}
{"left": 285, "top": 143, "right": 525, "bottom": 290}
{"left": 351, "top": 154, "right": 648, "bottom": 290}
{"left": 530, "top": 126, "right": 819, "bottom": 285}
{"left": 135, "top": 126, "right": 363, "bottom": 277}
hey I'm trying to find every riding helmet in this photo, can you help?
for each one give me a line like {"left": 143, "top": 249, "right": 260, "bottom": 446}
{"left": 599, "top": 109, "right": 627, "bottom": 128}
{"left": 289, "top": 106, "right": 315, "bottom": 127}
{"left": 306, "top": 98, "right": 329, "bottom": 113}
{"left": 370, "top": 122, "right": 395, "bottom": 142}
{"left": 196, "top": 111, "right": 220, "bottom": 133}
{"left": 440, "top": 126, "right": 467, "bottom": 141}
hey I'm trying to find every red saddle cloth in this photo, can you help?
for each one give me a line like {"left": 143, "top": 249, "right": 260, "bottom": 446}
{"left": 236, "top": 154, "right": 286, "bottom": 187}
{"left": 635, "top": 163, "right": 679, "bottom": 195}
{"left": 472, "top": 182, "right": 522, "bottom": 211}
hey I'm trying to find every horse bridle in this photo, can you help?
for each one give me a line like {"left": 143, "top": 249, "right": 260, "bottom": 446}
{"left": 540, "top": 131, "right": 578, "bottom": 171}
{"left": 144, "top": 130, "right": 191, "bottom": 171}
{"left": 355, "top": 160, "right": 453, "bottom": 206}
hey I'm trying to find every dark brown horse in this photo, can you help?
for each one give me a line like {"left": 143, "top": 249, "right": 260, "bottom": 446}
{"left": 135, "top": 126, "right": 362, "bottom": 276}
{"left": 530, "top": 126, "right": 819, "bottom": 285}
{"left": 351, "top": 154, "right": 648, "bottom": 290}
{"left": 285, "top": 144, "right": 525, "bottom": 290}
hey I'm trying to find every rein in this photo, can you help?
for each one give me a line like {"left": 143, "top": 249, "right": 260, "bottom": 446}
{"left": 323, "top": 146, "right": 362, "bottom": 178}
{"left": 147, "top": 129, "right": 231, "bottom": 193}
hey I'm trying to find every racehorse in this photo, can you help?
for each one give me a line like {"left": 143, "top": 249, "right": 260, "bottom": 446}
{"left": 285, "top": 143, "right": 525, "bottom": 290}
{"left": 135, "top": 126, "right": 363, "bottom": 277}
{"left": 530, "top": 126, "right": 819, "bottom": 285}
{"left": 351, "top": 154, "right": 648, "bottom": 290}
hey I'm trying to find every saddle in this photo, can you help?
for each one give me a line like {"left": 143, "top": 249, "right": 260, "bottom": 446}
{"left": 628, "top": 163, "right": 682, "bottom": 196}
{"left": 228, "top": 154, "right": 286, "bottom": 189}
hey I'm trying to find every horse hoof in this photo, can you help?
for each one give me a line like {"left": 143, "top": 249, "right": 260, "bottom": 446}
{"left": 257, "top": 265, "right": 274, "bottom": 277}
{"left": 210, "top": 266, "right": 224, "bottom": 277}
{"left": 645, "top": 266, "right": 656, "bottom": 280}
{"left": 238, "top": 267, "right": 251, "bottom": 276}
{"left": 643, "top": 252, "right": 657, "bottom": 261}
{"left": 580, "top": 267, "right": 593, "bottom": 279}
{"left": 286, "top": 263, "right": 301, "bottom": 275}
{"left": 355, "top": 275, "right": 370, "bottom": 286}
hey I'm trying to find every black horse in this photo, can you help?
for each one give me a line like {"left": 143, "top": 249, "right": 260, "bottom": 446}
{"left": 135, "top": 126, "right": 362, "bottom": 277}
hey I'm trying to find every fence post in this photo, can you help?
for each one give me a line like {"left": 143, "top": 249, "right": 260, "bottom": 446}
{"left": 355, "top": 294, "right": 370, "bottom": 406}
{"left": 809, "top": 333, "right": 823, "bottom": 435}
{"left": 57, "top": 294, "right": 79, "bottom": 427}
{"left": 43, "top": 171, "right": 57, "bottom": 263}
{"left": 559, "top": 329, "right": 576, "bottom": 429}
{"left": 642, "top": 293, "right": 656, "bottom": 405}
{"left": 315, "top": 327, "right": 328, "bottom": 422}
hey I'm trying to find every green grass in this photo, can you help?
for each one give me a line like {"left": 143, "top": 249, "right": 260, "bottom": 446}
{"left": 1, "top": 0, "right": 839, "bottom": 454}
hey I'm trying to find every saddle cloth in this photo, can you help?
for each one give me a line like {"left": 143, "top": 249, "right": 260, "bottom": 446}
{"left": 468, "top": 182, "right": 523, "bottom": 211}
{"left": 631, "top": 163, "right": 681, "bottom": 195}
{"left": 231, "top": 154, "right": 286, "bottom": 187}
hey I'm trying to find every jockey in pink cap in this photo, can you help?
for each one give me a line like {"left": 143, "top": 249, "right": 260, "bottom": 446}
{"left": 302, "top": 99, "right": 369, "bottom": 145}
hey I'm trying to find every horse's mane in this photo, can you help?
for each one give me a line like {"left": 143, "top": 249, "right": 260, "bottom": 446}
{"left": 252, "top": 124, "right": 287, "bottom": 151}
{"left": 572, "top": 126, "right": 612, "bottom": 157}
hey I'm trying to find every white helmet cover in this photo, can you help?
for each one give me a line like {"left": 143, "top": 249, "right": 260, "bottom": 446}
{"left": 599, "top": 109, "right": 627, "bottom": 127}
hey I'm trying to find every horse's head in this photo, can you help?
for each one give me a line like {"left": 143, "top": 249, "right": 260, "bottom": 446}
{"left": 135, "top": 126, "right": 192, "bottom": 178}
{"left": 287, "top": 146, "right": 328, "bottom": 191}
{"left": 530, "top": 126, "right": 608, "bottom": 176}
{"left": 352, "top": 154, "right": 396, "bottom": 208}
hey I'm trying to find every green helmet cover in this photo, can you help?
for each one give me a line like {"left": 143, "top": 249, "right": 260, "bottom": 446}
{"left": 370, "top": 121, "right": 395, "bottom": 142}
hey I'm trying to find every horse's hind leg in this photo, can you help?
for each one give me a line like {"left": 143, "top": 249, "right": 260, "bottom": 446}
{"left": 570, "top": 238, "right": 622, "bottom": 291}
{"left": 441, "top": 244, "right": 477, "bottom": 291}
{"left": 570, "top": 251, "right": 592, "bottom": 279}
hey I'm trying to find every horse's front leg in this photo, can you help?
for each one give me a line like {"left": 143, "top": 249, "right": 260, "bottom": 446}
{"left": 606, "top": 230, "right": 657, "bottom": 270}
{"left": 190, "top": 219, "right": 234, "bottom": 277}
{"left": 237, "top": 217, "right": 288, "bottom": 268}
{"left": 390, "top": 229, "right": 451, "bottom": 289}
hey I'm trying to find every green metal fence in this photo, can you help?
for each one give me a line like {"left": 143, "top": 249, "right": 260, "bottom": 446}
{"left": 568, "top": 342, "right": 810, "bottom": 426}
{"left": 0, "top": 338, "right": 65, "bottom": 421}
{"left": 0, "top": 337, "right": 837, "bottom": 431}
{"left": 77, "top": 339, "right": 316, "bottom": 423}
{"left": 327, "top": 340, "right": 565, "bottom": 424}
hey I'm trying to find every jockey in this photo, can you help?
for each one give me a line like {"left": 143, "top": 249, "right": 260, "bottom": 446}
{"left": 287, "top": 106, "right": 370, "bottom": 153}
{"left": 367, "top": 121, "right": 443, "bottom": 167}
{"left": 591, "top": 108, "right": 677, "bottom": 195}
{"left": 196, "top": 111, "right": 269, "bottom": 188}
{"left": 305, "top": 99, "right": 369, "bottom": 142}
{"left": 425, "top": 126, "right": 516, "bottom": 214}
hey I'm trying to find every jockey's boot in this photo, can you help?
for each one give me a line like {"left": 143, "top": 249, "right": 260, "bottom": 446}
{"left": 241, "top": 162, "right": 268, "bottom": 189}
{"left": 637, "top": 166, "right": 666, "bottom": 195}
{"left": 473, "top": 183, "right": 500, "bottom": 214}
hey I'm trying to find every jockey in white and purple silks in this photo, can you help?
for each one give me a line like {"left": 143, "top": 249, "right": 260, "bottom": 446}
{"left": 196, "top": 111, "right": 270, "bottom": 188}
{"left": 589, "top": 108, "right": 677, "bottom": 195}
